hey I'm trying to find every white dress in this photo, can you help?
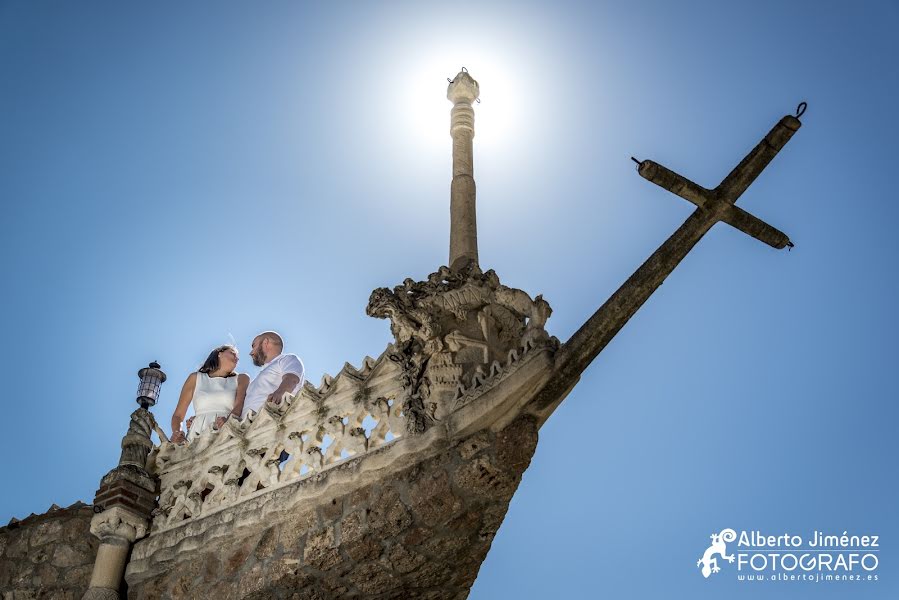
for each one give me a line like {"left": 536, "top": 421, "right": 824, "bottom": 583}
{"left": 188, "top": 372, "right": 238, "bottom": 440}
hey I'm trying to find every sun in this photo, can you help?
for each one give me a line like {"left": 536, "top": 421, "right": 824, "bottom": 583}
{"left": 394, "top": 53, "right": 524, "bottom": 156}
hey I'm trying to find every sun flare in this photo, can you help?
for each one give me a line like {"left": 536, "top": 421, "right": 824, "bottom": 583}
{"left": 395, "top": 53, "right": 525, "bottom": 155}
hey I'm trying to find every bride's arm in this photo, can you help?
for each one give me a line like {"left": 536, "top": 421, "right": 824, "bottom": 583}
{"left": 171, "top": 373, "right": 197, "bottom": 443}
{"left": 231, "top": 373, "right": 250, "bottom": 419}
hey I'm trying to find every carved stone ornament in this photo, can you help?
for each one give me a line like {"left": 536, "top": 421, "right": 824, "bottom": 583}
{"left": 367, "top": 262, "right": 556, "bottom": 433}
{"left": 118, "top": 407, "right": 155, "bottom": 469}
{"left": 89, "top": 505, "right": 149, "bottom": 544}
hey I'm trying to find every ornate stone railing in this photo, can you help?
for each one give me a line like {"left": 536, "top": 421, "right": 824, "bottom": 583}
{"left": 148, "top": 351, "right": 406, "bottom": 533}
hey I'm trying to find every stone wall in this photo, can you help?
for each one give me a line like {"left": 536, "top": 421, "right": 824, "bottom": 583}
{"left": 127, "top": 415, "right": 539, "bottom": 599}
{"left": 0, "top": 503, "right": 99, "bottom": 600}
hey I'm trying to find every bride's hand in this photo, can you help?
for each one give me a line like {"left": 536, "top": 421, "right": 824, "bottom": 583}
{"left": 213, "top": 416, "right": 228, "bottom": 429}
{"left": 171, "top": 431, "right": 187, "bottom": 444}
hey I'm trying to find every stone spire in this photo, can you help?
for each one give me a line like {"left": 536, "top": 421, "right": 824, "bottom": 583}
{"left": 447, "top": 68, "right": 480, "bottom": 271}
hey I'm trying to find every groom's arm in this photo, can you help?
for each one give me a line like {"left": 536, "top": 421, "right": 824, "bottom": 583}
{"left": 267, "top": 373, "right": 300, "bottom": 405}
{"left": 266, "top": 354, "right": 305, "bottom": 405}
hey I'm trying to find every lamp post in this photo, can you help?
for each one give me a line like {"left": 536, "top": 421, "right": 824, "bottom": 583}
{"left": 83, "top": 362, "right": 166, "bottom": 600}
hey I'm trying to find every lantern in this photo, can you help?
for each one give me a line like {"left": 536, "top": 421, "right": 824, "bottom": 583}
{"left": 136, "top": 361, "right": 167, "bottom": 408}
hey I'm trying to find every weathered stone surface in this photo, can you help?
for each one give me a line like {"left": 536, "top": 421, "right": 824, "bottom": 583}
{"left": 407, "top": 560, "right": 453, "bottom": 589}
{"left": 401, "top": 526, "right": 429, "bottom": 547}
{"left": 237, "top": 562, "right": 267, "bottom": 598}
{"left": 337, "top": 509, "right": 365, "bottom": 545}
{"left": 384, "top": 542, "right": 427, "bottom": 575}
{"left": 253, "top": 526, "right": 276, "bottom": 560}
{"left": 366, "top": 487, "right": 413, "bottom": 537}
{"left": 452, "top": 455, "right": 515, "bottom": 499}
{"left": 303, "top": 527, "right": 340, "bottom": 571}
{"left": 29, "top": 521, "right": 62, "bottom": 543}
{"left": 276, "top": 510, "right": 317, "bottom": 550}
{"left": 0, "top": 505, "right": 98, "bottom": 599}
{"left": 50, "top": 545, "right": 87, "bottom": 569}
{"left": 478, "top": 503, "right": 510, "bottom": 542}
{"left": 201, "top": 551, "right": 222, "bottom": 583}
{"left": 224, "top": 539, "right": 254, "bottom": 575}
{"left": 495, "top": 414, "right": 539, "bottom": 470}
{"left": 456, "top": 430, "right": 490, "bottom": 460}
{"left": 4, "top": 531, "right": 29, "bottom": 559}
{"left": 26, "top": 545, "right": 52, "bottom": 566}
{"left": 338, "top": 509, "right": 381, "bottom": 562}
{"left": 406, "top": 468, "right": 460, "bottom": 527}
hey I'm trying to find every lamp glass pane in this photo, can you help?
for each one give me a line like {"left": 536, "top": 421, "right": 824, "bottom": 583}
{"left": 137, "top": 373, "right": 161, "bottom": 402}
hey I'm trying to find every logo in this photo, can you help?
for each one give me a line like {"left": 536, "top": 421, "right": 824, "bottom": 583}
{"left": 697, "top": 528, "right": 737, "bottom": 577}
{"left": 696, "top": 528, "right": 880, "bottom": 584}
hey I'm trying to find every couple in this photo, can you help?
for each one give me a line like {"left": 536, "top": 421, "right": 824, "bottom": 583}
{"left": 170, "top": 331, "right": 305, "bottom": 443}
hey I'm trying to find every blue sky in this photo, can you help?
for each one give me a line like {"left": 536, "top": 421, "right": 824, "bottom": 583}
{"left": 1, "top": 1, "right": 896, "bottom": 598}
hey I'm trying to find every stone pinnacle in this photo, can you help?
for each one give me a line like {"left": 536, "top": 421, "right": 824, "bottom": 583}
{"left": 447, "top": 68, "right": 480, "bottom": 272}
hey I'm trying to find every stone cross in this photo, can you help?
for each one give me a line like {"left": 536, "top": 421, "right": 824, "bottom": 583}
{"left": 532, "top": 106, "right": 804, "bottom": 412}
{"left": 634, "top": 108, "right": 803, "bottom": 250}
{"left": 447, "top": 68, "right": 480, "bottom": 272}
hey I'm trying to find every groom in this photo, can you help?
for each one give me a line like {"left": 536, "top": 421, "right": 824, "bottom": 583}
{"left": 240, "top": 331, "right": 305, "bottom": 418}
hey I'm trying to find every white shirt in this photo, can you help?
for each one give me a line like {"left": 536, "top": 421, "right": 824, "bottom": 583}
{"left": 242, "top": 353, "right": 305, "bottom": 417}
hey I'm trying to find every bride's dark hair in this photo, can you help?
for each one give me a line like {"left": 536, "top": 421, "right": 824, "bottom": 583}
{"left": 198, "top": 345, "right": 238, "bottom": 376}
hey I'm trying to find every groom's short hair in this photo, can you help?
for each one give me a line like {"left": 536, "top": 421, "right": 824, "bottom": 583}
{"left": 257, "top": 331, "right": 283, "bottom": 350}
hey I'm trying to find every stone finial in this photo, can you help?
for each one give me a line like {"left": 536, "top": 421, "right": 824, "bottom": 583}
{"left": 447, "top": 69, "right": 480, "bottom": 108}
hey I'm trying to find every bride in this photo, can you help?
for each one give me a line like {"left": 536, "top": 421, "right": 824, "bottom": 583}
{"left": 170, "top": 345, "right": 249, "bottom": 443}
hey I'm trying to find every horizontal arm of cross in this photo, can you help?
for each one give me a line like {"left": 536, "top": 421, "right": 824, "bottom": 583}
{"left": 637, "top": 160, "right": 792, "bottom": 249}
{"left": 726, "top": 204, "right": 792, "bottom": 249}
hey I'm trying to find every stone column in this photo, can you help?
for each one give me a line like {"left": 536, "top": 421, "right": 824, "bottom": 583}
{"left": 83, "top": 408, "right": 158, "bottom": 600}
{"left": 447, "top": 69, "right": 480, "bottom": 272}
